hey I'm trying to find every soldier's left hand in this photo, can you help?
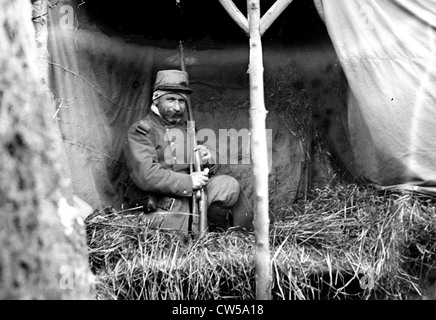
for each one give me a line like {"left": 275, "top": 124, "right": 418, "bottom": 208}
{"left": 195, "top": 145, "right": 212, "bottom": 163}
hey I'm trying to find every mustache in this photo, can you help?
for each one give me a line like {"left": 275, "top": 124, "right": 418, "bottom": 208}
{"left": 166, "top": 110, "right": 184, "bottom": 118}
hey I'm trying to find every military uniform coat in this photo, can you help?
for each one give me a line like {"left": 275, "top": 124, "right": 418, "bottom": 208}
{"left": 124, "top": 111, "right": 253, "bottom": 232}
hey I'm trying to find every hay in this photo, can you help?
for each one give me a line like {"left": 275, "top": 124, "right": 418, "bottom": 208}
{"left": 85, "top": 182, "right": 436, "bottom": 300}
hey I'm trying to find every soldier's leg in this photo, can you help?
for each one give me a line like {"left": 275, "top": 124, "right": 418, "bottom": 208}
{"left": 206, "top": 175, "right": 240, "bottom": 207}
{"left": 206, "top": 175, "right": 253, "bottom": 231}
{"left": 229, "top": 189, "right": 254, "bottom": 231}
{"left": 205, "top": 175, "right": 239, "bottom": 231}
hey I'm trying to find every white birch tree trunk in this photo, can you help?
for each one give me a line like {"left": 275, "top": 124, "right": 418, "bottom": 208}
{"left": 0, "top": 0, "right": 94, "bottom": 299}
{"left": 247, "top": 0, "right": 272, "bottom": 300}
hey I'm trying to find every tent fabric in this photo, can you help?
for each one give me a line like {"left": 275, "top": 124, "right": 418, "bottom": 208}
{"left": 47, "top": 7, "right": 253, "bottom": 210}
{"left": 314, "top": 0, "right": 436, "bottom": 193}
{"left": 47, "top": 1, "right": 436, "bottom": 210}
{"left": 46, "top": 27, "right": 253, "bottom": 210}
{"left": 48, "top": 25, "right": 155, "bottom": 209}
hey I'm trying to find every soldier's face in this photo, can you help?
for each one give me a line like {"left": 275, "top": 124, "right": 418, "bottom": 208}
{"left": 155, "top": 93, "right": 187, "bottom": 124}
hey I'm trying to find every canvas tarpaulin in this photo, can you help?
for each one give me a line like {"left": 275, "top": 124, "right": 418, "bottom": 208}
{"left": 47, "top": 4, "right": 253, "bottom": 210}
{"left": 47, "top": 0, "right": 436, "bottom": 210}
{"left": 48, "top": 25, "right": 155, "bottom": 209}
{"left": 314, "top": 0, "right": 436, "bottom": 194}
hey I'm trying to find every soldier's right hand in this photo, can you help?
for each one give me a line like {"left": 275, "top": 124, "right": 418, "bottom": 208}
{"left": 191, "top": 169, "right": 209, "bottom": 190}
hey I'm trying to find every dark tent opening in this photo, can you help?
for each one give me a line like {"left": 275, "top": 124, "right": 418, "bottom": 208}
{"left": 84, "top": 0, "right": 329, "bottom": 45}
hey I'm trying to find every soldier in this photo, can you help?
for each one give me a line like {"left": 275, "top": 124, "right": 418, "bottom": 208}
{"left": 123, "top": 69, "right": 253, "bottom": 233}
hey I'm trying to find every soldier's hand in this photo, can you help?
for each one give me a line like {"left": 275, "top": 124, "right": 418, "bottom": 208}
{"left": 191, "top": 169, "right": 209, "bottom": 190}
{"left": 195, "top": 145, "right": 212, "bottom": 163}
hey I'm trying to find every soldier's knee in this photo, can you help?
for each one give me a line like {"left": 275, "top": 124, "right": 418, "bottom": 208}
{"left": 218, "top": 175, "right": 240, "bottom": 207}
{"left": 207, "top": 175, "right": 240, "bottom": 207}
{"left": 224, "top": 175, "right": 240, "bottom": 193}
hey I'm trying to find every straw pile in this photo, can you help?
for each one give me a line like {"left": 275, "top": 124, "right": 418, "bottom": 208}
{"left": 85, "top": 182, "right": 436, "bottom": 300}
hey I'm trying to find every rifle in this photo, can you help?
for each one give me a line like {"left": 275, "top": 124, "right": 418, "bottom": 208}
{"left": 178, "top": 41, "right": 208, "bottom": 234}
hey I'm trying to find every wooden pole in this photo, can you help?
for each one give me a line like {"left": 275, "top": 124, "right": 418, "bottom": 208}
{"left": 218, "top": 0, "right": 291, "bottom": 300}
{"left": 260, "top": 0, "right": 294, "bottom": 36}
{"left": 247, "top": 0, "right": 271, "bottom": 300}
